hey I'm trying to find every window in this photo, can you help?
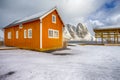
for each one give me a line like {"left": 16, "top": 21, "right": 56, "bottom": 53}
{"left": 24, "top": 30, "right": 27, "bottom": 38}
{"left": 19, "top": 24, "right": 23, "bottom": 29}
{"left": 48, "top": 29, "right": 54, "bottom": 38}
{"left": 52, "top": 15, "right": 56, "bottom": 23}
{"left": 28, "top": 29, "right": 32, "bottom": 38}
{"left": 8, "top": 32, "right": 11, "bottom": 39}
{"left": 54, "top": 30, "right": 59, "bottom": 38}
{"left": 16, "top": 31, "right": 18, "bottom": 39}
{"left": 48, "top": 29, "right": 59, "bottom": 38}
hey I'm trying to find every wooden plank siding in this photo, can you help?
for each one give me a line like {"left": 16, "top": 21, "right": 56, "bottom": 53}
{"left": 42, "top": 10, "right": 64, "bottom": 50}
{"left": 4, "top": 20, "right": 40, "bottom": 50}
{"left": 4, "top": 8, "right": 64, "bottom": 51}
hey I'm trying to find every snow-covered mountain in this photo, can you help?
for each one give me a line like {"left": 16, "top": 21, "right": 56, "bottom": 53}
{"left": 0, "top": 29, "right": 4, "bottom": 41}
{"left": 63, "top": 23, "right": 95, "bottom": 41}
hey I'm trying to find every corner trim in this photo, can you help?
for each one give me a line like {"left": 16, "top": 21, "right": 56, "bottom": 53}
{"left": 40, "top": 19, "right": 42, "bottom": 49}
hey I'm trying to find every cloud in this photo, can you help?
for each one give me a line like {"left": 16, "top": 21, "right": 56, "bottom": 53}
{"left": 57, "top": 0, "right": 109, "bottom": 25}
{"left": 58, "top": 0, "right": 107, "bottom": 17}
{"left": 90, "top": 20, "right": 105, "bottom": 27}
{"left": 0, "top": 0, "right": 108, "bottom": 27}
{"left": 83, "top": 0, "right": 120, "bottom": 28}
{"left": 0, "top": 0, "right": 120, "bottom": 36}
{"left": 0, "top": 0, "right": 56, "bottom": 27}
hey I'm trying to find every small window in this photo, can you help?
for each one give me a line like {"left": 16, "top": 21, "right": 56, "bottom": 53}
{"left": 8, "top": 32, "right": 11, "bottom": 39}
{"left": 52, "top": 15, "right": 56, "bottom": 23}
{"left": 48, "top": 29, "right": 59, "bottom": 38}
{"left": 54, "top": 30, "right": 59, "bottom": 38}
{"left": 48, "top": 29, "right": 54, "bottom": 38}
{"left": 24, "top": 30, "right": 27, "bottom": 38}
{"left": 19, "top": 24, "right": 23, "bottom": 29}
{"left": 28, "top": 29, "right": 32, "bottom": 38}
{"left": 16, "top": 31, "right": 18, "bottom": 39}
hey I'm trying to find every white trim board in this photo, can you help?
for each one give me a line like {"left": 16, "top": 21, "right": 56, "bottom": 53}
{"left": 40, "top": 19, "right": 42, "bottom": 49}
{"left": 40, "top": 7, "right": 56, "bottom": 20}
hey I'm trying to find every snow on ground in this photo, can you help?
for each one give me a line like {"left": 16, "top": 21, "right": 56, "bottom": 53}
{"left": 0, "top": 45, "right": 120, "bottom": 80}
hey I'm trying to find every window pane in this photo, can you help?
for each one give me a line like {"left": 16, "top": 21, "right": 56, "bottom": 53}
{"left": 19, "top": 24, "right": 23, "bottom": 29}
{"left": 28, "top": 29, "right": 32, "bottom": 38}
{"left": 16, "top": 31, "right": 18, "bottom": 39}
{"left": 54, "top": 30, "right": 59, "bottom": 38}
{"left": 8, "top": 32, "right": 11, "bottom": 39}
{"left": 24, "top": 30, "right": 27, "bottom": 38}
{"left": 52, "top": 15, "right": 56, "bottom": 23}
{"left": 49, "top": 30, "right": 53, "bottom": 37}
{"left": 48, "top": 29, "right": 59, "bottom": 38}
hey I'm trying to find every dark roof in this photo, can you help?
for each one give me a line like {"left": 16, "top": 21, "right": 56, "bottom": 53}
{"left": 4, "top": 7, "right": 64, "bottom": 29}
{"left": 94, "top": 26, "right": 120, "bottom": 31}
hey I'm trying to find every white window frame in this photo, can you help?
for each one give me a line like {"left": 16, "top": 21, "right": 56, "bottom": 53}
{"left": 48, "top": 29, "right": 59, "bottom": 38}
{"left": 52, "top": 15, "right": 56, "bottom": 23}
{"left": 8, "top": 32, "right": 11, "bottom": 39}
{"left": 24, "top": 30, "right": 27, "bottom": 38}
{"left": 48, "top": 29, "right": 54, "bottom": 38}
{"left": 19, "top": 24, "right": 23, "bottom": 29}
{"left": 16, "top": 31, "right": 18, "bottom": 39}
{"left": 28, "top": 29, "right": 32, "bottom": 38}
{"left": 54, "top": 30, "right": 59, "bottom": 38}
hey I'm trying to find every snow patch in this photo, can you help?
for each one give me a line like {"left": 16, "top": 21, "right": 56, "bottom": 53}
{"left": 63, "top": 23, "right": 95, "bottom": 41}
{"left": 0, "top": 46, "right": 120, "bottom": 80}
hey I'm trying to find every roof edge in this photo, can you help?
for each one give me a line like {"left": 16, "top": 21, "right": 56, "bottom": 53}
{"left": 40, "top": 6, "right": 65, "bottom": 26}
{"left": 4, "top": 6, "right": 65, "bottom": 29}
{"left": 40, "top": 6, "right": 56, "bottom": 19}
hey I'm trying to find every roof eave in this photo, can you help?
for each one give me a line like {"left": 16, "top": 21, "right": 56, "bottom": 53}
{"left": 4, "top": 6, "right": 65, "bottom": 29}
{"left": 39, "top": 7, "right": 65, "bottom": 27}
{"left": 4, "top": 17, "right": 40, "bottom": 29}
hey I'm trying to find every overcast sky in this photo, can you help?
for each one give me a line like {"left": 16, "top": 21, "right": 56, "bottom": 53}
{"left": 0, "top": 0, "right": 120, "bottom": 32}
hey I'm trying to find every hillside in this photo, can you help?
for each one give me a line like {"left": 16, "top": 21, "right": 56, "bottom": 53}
{"left": 63, "top": 23, "right": 95, "bottom": 41}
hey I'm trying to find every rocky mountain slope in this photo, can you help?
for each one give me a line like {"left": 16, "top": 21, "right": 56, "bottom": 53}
{"left": 63, "top": 23, "right": 95, "bottom": 41}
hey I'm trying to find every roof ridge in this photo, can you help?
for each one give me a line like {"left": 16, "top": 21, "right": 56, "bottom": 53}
{"left": 4, "top": 7, "right": 57, "bottom": 28}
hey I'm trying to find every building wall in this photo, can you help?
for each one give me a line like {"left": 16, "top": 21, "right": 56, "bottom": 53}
{"left": 4, "top": 19, "right": 40, "bottom": 50}
{"left": 4, "top": 27, "right": 15, "bottom": 46}
{"left": 4, "top": 10, "right": 64, "bottom": 51}
{"left": 94, "top": 29, "right": 120, "bottom": 44}
{"left": 42, "top": 10, "right": 64, "bottom": 50}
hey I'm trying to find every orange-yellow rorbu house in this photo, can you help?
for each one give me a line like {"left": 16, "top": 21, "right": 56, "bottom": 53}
{"left": 4, "top": 7, "right": 64, "bottom": 51}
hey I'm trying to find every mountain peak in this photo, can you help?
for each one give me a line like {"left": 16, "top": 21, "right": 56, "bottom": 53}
{"left": 64, "top": 23, "right": 95, "bottom": 41}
